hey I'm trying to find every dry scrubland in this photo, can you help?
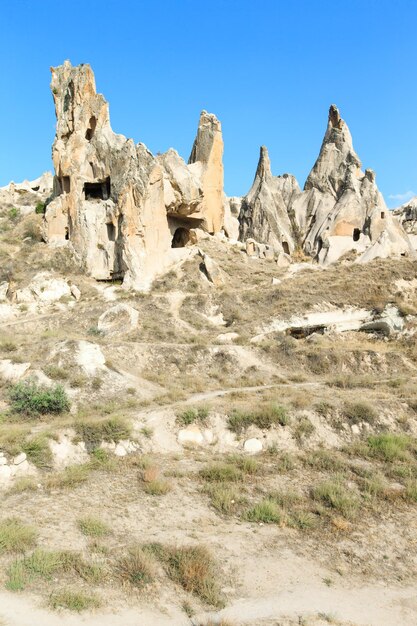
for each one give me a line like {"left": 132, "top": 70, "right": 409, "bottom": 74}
{"left": 0, "top": 205, "right": 417, "bottom": 625}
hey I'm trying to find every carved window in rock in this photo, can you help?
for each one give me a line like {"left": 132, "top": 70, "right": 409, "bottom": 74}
{"left": 353, "top": 228, "right": 361, "bottom": 242}
{"left": 282, "top": 241, "right": 290, "bottom": 255}
{"left": 381, "top": 212, "right": 385, "bottom": 219}
{"left": 172, "top": 227, "right": 191, "bottom": 248}
{"left": 84, "top": 177, "right": 111, "bottom": 201}
{"left": 85, "top": 116, "right": 97, "bottom": 141}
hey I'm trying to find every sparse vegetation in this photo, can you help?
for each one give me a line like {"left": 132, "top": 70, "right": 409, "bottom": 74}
{"left": 115, "top": 545, "right": 155, "bottom": 588}
{"left": 177, "top": 406, "right": 209, "bottom": 426}
{"left": 0, "top": 518, "right": 37, "bottom": 554}
{"left": 77, "top": 516, "right": 110, "bottom": 538}
{"left": 227, "top": 403, "right": 289, "bottom": 434}
{"left": 9, "top": 380, "right": 70, "bottom": 416}
{"left": 342, "top": 401, "right": 377, "bottom": 425}
{"left": 48, "top": 589, "right": 101, "bottom": 612}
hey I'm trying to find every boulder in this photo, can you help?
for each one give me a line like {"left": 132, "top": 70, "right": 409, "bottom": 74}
{"left": 244, "top": 438, "right": 263, "bottom": 453}
{"left": 199, "top": 251, "right": 225, "bottom": 286}
{"left": 98, "top": 303, "right": 139, "bottom": 334}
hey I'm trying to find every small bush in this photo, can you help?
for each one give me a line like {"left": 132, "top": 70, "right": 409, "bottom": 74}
{"left": 177, "top": 406, "right": 209, "bottom": 426}
{"left": 9, "top": 380, "right": 70, "bottom": 416}
{"left": 163, "top": 545, "right": 224, "bottom": 607}
{"left": 367, "top": 433, "right": 414, "bottom": 462}
{"left": 312, "top": 476, "right": 359, "bottom": 518}
{"left": 74, "top": 416, "right": 131, "bottom": 451}
{"left": 49, "top": 589, "right": 100, "bottom": 612}
{"left": 144, "top": 478, "right": 171, "bottom": 495}
{"left": 245, "top": 499, "right": 282, "bottom": 524}
{"left": 293, "top": 416, "right": 315, "bottom": 442}
{"left": 115, "top": 546, "right": 155, "bottom": 588}
{"left": 77, "top": 517, "right": 110, "bottom": 538}
{"left": 22, "top": 434, "right": 53, "bottom": 468}
{"left": 35, "top": 202, "right": 46, "bottom": 215}
{"left": 8, "top": 207, "right": 19, "bottom": 220}
{"left": 204, "top": 484, "right": 245, "bottom": 515}
{"left": 343, "top": 402, "right": 377, "bottom": 425}
{"left": 227, "top": 403, "right": 289, "bottom": 434}
{"left": 0, "top": 518, "right": 37, "bottom": 554}
{"left": 44, "top": 464, "right": 90, "bottom": 490}
{"left": 200, "top": 463, "right": 243, "bottom": 483}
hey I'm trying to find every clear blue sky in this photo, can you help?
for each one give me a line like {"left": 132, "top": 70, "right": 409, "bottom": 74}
{"left": 1, "top": 0, "right": 417, "bottom": 207}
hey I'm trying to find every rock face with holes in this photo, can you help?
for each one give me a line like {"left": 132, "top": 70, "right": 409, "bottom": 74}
{"left": 239, "top": 146, "right": 301, "bottom": 255}
{"left": 237, "top": 105, "right": 413, "bottom": 265}
{"left": 292, "top": 105, "right": 414, "bottom": 264}
{"left": 44, "top": 61, "right": 226, "bottom": 291}
{"left": 393, "top": 197, "right": 417, "bottom": 251}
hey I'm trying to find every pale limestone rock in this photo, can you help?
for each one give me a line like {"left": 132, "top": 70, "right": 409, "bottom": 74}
{"left": 13, "top": 452, "right": 27, "bottom": 465}
{"left": 49, "top": 432, "right": 89, "bottom": 469}
{"left": 294, "top": 105, "right": 414, "bottom": 263}
{"left": 178, "top": 425, "right": 205, "bottom": 446}
{"left": 244, "top": 438, "right": 263, "bottom": 453}
{"left": 15, "top": 272, "right": 71, "bottom": 304}
{"left": 223, "top": 196, "right": 240, "bottom": 240}
{"left": 239, "top": 146, "right": 300, "bottom": 254}
{"left": 98, "top": 303, "right": 139, "bottom": 334}
{"left": 0, "top": 360, "right": 31, "bottom": 382}
{"left": 75, "top": 341, "right": 106, "bottom": 375}
{"left": 199, "top": 251, "right": 225, "bottom": 286}
{"left": 70, "top": 284, "right": 81, "bottom": 300}
{"left": 216, "top": 332, "right": 239, "bottom": 344}
{"left": 0, "top": 465, "right": 12, "bottom": 482}
{"left": 0, "top": 282, "right": 9, "bottom": 302}
{"left": 394, "top": 197, "right": 417, "bottom": 250}
{"left": 189, "top": 110, "right": 224, "bottom": 234}
{"left": 44, "top": 62, "right": 226, "bottom": 291}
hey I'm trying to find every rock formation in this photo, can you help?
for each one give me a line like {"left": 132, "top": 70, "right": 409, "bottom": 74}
{"left": 238, "top": 146, "right": 301, "bottom": 255}
{"left": 293, "top": 104, "right": 413, "bottom": 264}
{"left": 44, "top": 61, "right": 226, "bottom": 290}
{"left": 393, "top": 197, "right": 417, "bottom": 250}
{"left": 237, "top": 105, "right": 414, "bottom": 264}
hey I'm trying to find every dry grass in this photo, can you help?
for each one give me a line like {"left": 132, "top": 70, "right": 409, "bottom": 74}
{"left": 48, "top": 589, "right": 101, "bottom": 612}
{"left": 0, "top": 518, "right": 37, "bottom": 554}
{"left": 115, "top": 545, "right": 155, "bottom": 589}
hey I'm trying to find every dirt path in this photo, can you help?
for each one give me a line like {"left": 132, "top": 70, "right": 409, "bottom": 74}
{"left": 1, "top": 581, "right": 416, "bottom": 626}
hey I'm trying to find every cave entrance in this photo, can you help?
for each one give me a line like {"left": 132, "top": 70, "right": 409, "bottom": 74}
{"left": 84, "top": 177, "right": 111, "bottom": 201}
{"left": 353, "top": 228, "right": 361, "bottom": 242}
{"left": 381, "top": 211, "right": 385, "bottom": 219}
{"left": 85, "top": 116, "right": 97, "bottom": 141}
{"left": 282, "top": 241, "right": 290, "bottom": 255}
{"left": 172, "top": 227, "right": 191, "bottom": 248}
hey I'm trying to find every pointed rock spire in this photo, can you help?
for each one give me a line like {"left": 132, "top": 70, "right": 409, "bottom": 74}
{"left": 254, "top": 146, "right": 272, "bottom": 181}
{"left": 304, "top": 104, "right": 361, "bottom": 198}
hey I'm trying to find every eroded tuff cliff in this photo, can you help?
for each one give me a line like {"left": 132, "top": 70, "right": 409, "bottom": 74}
{"left": 238, "top": 105, "right": 413, "bottom": 264}
{"left": 238, "top": 146, "right": 301, "bottom": 255}
{"left": 44, "top": 61, "right": 225, "bottom": 290}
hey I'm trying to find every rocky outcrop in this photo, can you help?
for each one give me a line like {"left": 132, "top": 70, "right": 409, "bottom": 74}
{"left": 0, "top": 172, "right": 52, "bottom": 215}
{"left": 393, "top": 197, "right": 417, "bottom": 250}
{"left": 238, "top": 146, "right": 301, "bottom": 255}
{"left": 44, "top": 61, "right": 226, "bottom": 290}
{"left": 293, "top": 105, "right": 413, "bottom": 264}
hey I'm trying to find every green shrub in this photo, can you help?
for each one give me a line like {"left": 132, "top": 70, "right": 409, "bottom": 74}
{"left": 74, "top": 416, "right": 131, "bottom": 451}
{"left": 77, "top": 516, "right": 110, "bottom": 538}
{"left": 35, "top": 202, "right": 46, "bottom": 215}
{"left": 200, "top": 463, "right": 243, "bottom": 483}
{"left": 9, "top": 380, "right": 70, "bottom": 416}
{"left": 0, "top": 518, "right": 37, "bottom": 554}
{"left": 49, "top": 589, "right": 100, "bottom": 612}
{"left": 367, "top": 433, "right": 414, "bottom": 462}
{"left": 8, "top": 207, "right": 19, "bottom": 220}
{"left": 312, "top": 476, "right": 359, "bottom": 518}
{"left": 227, "top": 403, "right": 289, "bottom": 434}
{"left": 177, "top": 406, "right": 209, "bottom": 426}
{"left": 115, "top": 545, "right": 155, "bottom": 588}
{"left": 245, "top": 499, "right": 282, "bottom": 523}
{"left": 343, "top": 402, "right": 377, "bottom": 425}
{"left": 22, "top": 435, "right": 53, "bottom": 468}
